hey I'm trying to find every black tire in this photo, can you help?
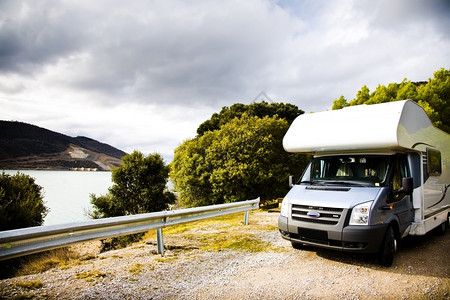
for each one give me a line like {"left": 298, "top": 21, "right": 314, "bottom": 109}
{"left": 291, "top": 241, "right": 303, "bottom": 249}
{"left": 378, "top": 226, "right": 397, "bottom": 267}
{"left": 434, "top": 221, "right": 447, "bottom": 236}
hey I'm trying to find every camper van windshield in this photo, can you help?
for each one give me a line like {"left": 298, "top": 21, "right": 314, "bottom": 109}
{"left": 301, "top": 155, "right": 390, "bottom": 187}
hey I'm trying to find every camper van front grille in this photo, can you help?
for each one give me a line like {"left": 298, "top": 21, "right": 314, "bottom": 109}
{"left": 291, "top": 204, "right": 343, "bottom": 225}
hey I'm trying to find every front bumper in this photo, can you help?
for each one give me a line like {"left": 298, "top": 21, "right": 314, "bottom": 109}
{"left": 278, "top": 215, "right": 387, "bottom": 253}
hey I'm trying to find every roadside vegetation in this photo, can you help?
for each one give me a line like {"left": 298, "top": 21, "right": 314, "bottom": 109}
{"left": 0, "top": 172, "right": 48, "bottom": 231}
{"left": 143, "top": 211, "right": 281, "bottom": 253}
{"left": 332, "top": 68, "right": 449, "bottom": 133}
{"left": 171, "top": 102, "right": 311, "bottom": 207}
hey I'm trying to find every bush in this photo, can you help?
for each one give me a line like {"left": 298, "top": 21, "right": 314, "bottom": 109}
{"left": 89, "top": 151, "right": 175, "bottom": 251}
{"left": 0, "top": 172, "right": 48, "bottom": 230}
{"left": 90, "top": 151, "right": 175, "bottom": 218}
{"left": 171, "top": 114, "right": 310, "bottom": 207}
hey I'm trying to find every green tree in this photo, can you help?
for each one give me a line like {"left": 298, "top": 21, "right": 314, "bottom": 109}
{"left": 0, "top": 172, "right": 48, "bottom": 230}
{"left": 396, "top": 80, "right": 418, "bottom": 101}
{"left": 331, "top": 68, "right": 449, "bottom": 133}
{"left": 90, "top": 151, "right": 174, "bottom": 219}
{"left": 354, "top": 85, "right": 371, "bottom": 105}
{"left": 171, "top": 114, "right": 310, "bottom": 207}
{"left": 332, "top": 95, "right": 349, "bottom": 110}
{"left": 196, "top": 101, "right": 303, "bottom": 136}
{"left": 417, "top": 68, "right": 450, "bottom": 132}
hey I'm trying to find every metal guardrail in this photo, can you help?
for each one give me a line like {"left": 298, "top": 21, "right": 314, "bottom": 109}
{"left": 0, "top": 198, "right": 260, "bottom": 260}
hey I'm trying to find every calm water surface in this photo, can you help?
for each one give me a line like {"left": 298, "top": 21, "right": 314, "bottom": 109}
{"left": 4, "top": 170, "right": 112, "bottom": 226}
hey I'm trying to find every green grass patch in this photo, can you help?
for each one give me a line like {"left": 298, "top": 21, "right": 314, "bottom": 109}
{"left": 143, "top": 210, "right": 281, "bottom": 253}
{"left": 197, "top": 233, "right": 276, "bottom": 252}
{"left": 155, "top": 256, "right": 179, "bottom": 263}
{"left": 74, "top": 270, "right": 106, "bottom": 282}
{"left": 127, "top": 263, "right": 143, "bottom": 275}
{"left": 14, "top": 280, "right": 43, "bottom": 290}
{"left": 143, "top": 211, "right": 247, "bottom": 240}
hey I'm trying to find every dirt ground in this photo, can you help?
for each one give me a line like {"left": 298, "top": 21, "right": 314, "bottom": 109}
{"left": 0, "top": 211, "right": 449, "bottom": 299}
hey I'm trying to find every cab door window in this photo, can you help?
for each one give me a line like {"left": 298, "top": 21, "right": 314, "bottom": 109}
{"left": 390, "top": 155, "right": 409, "bottom": 202}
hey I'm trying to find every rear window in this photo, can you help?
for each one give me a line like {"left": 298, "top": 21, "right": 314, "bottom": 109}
{"left": 427, "top": 148, "right": 442, "bottom": 176}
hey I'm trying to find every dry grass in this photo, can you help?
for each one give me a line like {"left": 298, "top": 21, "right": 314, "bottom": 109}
{"left": 14, "top": 280, "right": 43, "bottom": 289}
{"left": 143, "top": 210, "right": 281, "bottom": 253}
{"left": 127, "top": 263, "right": 144, "bottom": 275}
{"left": 14, "top": 248, "right": 81, "bottom": 277}
{"left": 74, "top": 269, "right": 106, "bottom": 282}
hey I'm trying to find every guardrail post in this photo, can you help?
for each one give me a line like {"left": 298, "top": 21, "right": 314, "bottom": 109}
{"left": 244, "top": 211, "right": 250, "bottom": 225}
{"left": 156, "top": 228, "right": 164, "bottom": 256}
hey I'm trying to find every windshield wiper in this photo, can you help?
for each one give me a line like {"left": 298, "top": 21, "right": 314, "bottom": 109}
{"left": 325, "top": 181, "right": 367, "bottom": 187}
{"left": 299, "top": 180, "right": 324, "bottom": 185}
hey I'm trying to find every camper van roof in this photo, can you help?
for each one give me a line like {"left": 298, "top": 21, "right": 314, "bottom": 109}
{"left": 283, "top": 100, "right": 435, "bottom": 153}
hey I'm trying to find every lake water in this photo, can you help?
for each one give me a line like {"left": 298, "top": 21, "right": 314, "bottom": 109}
{"left": 3, "top": 170, "right": 112, "bottom": 226}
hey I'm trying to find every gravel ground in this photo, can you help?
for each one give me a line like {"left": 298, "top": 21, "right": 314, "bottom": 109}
{"left": 1, "top": 211, "right": 449, "bottom": 299}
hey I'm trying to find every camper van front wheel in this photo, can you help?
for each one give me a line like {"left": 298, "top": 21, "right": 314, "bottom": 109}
{"left": 379, "top": 226, "right": 397, "bottom": 267}
{"left": 291, "top": 241, "right": 303, "bottom": 249}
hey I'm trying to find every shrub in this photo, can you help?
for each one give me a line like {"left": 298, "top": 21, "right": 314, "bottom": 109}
{"left": 0, "top": 172, "right": 48, "bottom": 230}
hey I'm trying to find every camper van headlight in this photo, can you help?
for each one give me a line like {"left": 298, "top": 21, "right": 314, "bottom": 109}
{"left": 349, "top": 201, "right": 373, "bottom": 226}
{"left": 280, "top": 197, "right": 289, "bottom": 217}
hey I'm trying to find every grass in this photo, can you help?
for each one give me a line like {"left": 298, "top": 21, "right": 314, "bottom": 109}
{"left": 10, "top": 295, "right": 35, "bottom": 300}
{"left": 155, "top": 256, "right": 179, "bottom": 263}
{"left": 12, "top": 248, "right": 81, "bottom": 277}
{"left": 14, "top": 280, "right": 43, "bottom": 289}
{"left": 198, "top": 233, "right": 275, "bottom": 252}
{"left": 142, "top": 212, "right": 246, "bottom": 239}
{"left": 143, "top": 210, "right": 281, "bottom": 253}
{"left": 128, "top": 263, "right": 144, "bottom": 275}
{"left": 74, "top": 269, "right": 106, "bottom": 282}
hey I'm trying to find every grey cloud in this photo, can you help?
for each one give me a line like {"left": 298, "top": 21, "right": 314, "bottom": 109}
{"left": 356, "top": 0, "right": 450, "bottom": 38}
{"left": 0, "top": 1, "right": 301, "bottom": 107}
{"left": 1, "top": 0, "right": 449, "bottom": 114}
{"left": 0, "top": 1, "right": 90, "bottom": 73}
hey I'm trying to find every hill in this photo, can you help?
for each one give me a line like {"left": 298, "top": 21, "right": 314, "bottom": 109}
{"left": 0, "top": 121, "right": 126, "bottom": 171}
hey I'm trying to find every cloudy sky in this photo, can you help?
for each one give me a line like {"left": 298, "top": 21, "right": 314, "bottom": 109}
{"left": 1, "top": 0, "right": 449, "bottom": 161}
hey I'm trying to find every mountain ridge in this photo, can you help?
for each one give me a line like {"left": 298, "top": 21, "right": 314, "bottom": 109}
{"left": 0, "top": 121, "right": 126, "bottom": 171}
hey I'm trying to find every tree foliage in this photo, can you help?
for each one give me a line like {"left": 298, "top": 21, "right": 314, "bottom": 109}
{"left": 171, "top": 114, "right": 310, "bottom": 207}
{"left": 0, "top": 172, "right": 48, "bottom": 230}
{"left": 90, "top": 151, "right": 174, "bottom": 219}
{"left": 332, "top": 68, "right": 450, "bottom": 133}
{"left": 196, "top": 101, "right": 303, "bottom": 136}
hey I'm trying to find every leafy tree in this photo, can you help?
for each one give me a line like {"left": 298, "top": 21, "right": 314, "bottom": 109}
{"left": 331, "top": 68, "right": 449, "bottom": 133}
{"left": 0, "top": 172, "right": 48, "bottom": 230}
{"left": 171, "top": 114, "right": 310, "bottom": 207}
{"left": 353, "top": 85, "right": 371, "bottom": 105}
{"left": 332, "top": 95, "right": 349, "bottom": 110}
{"left": 196, "top": 101, "right": 303, "bottom": 136}
{"left": 90, "top": 151, "right": 174, "bottom": 219}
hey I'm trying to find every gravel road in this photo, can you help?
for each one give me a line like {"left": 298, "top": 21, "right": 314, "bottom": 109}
{"left": 1, "top": 211, "right": 449, "bottom": 299}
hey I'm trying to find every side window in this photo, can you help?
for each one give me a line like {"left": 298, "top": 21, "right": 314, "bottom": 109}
{"left": 427, "top": 148, "right": 442, "bottom": 176}
{"left": 390, "top": 155, "right": 409, "bottom": 202}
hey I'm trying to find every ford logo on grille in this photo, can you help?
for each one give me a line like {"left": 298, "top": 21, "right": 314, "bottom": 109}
{"left": 307, "top": 211, "right": 321, "bottom": 218}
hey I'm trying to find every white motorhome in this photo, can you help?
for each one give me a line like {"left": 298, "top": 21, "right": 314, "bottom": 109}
{"left": 278, "top": 100, "right": 449, "bottom": 266}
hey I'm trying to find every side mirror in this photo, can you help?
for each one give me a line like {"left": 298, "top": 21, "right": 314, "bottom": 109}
{"left": 289, "top": 175, "right": 294, "bottom": 188}
{"left": 400, "top": 177, "right": 413, "bottom": 195}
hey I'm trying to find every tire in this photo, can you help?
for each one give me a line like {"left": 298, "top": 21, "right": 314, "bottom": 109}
{"left": 434, "top": 221, "right": 447, "bottom": 236}
{"left": 378, "top": 226, "right": 397, "bottom": 267}
{"left": 291, "top": 241, "right": 303, "bottom": 250}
